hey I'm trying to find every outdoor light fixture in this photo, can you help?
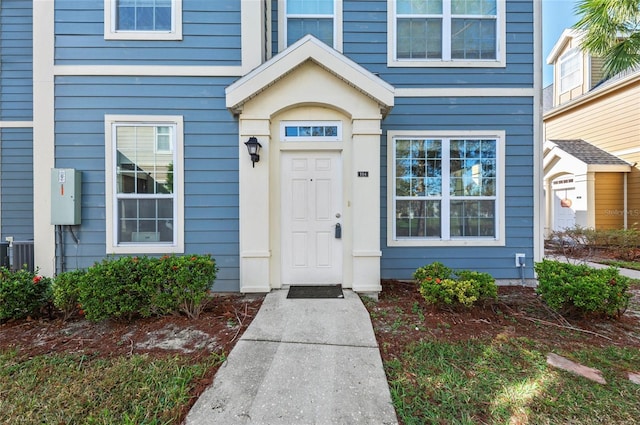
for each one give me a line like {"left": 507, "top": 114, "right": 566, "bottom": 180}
{"left": 245, "top": 137, "right": 262, "bottom": 168}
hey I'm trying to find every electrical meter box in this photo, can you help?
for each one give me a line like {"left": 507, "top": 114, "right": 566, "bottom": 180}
{"left": 51, "top": 168, "right": 82, "bottom": 225}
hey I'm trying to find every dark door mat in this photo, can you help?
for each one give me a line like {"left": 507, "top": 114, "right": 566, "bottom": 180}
{"left": 287, "top": 285, "right": 344, "bottom": 299}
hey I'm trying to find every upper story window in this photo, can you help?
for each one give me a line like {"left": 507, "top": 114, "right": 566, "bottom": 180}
{"left": 279, "top": 0, "right": 343, "bottom": 51}
{"left": 559, "top": 48, "right": 582, "bottom": 93}
{"left": 387, "top": 131, "right": 505, "bottom": 247}
{"left": 389, "top": 0, "right": 505, "bottom": 67}
{"left": 104, "top": 0, "right": 183, "bottom": 41}
{"left": 105, "top": 115, "right": 184, "bottom": 254}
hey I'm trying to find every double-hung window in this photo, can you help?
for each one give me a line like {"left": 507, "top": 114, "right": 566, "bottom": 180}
{"left": 390, "top": 0, "right": 504, "bottom": 66}
{"left": 104, "top": 0, "right": 182, "bottom": 40}
{"left": 280, "top": 0, "right": 342, "bottom": 50}
{"left": 105, "top": 116, "right": 184, "bottom": 254}
{"left": 559, "top": 48, "right": 582, "bottom": 93}
{"left": 388, "top": 131, "right": 504, "bottom": 246}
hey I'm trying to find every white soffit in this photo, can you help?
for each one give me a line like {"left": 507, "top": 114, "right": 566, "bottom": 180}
{"left": 226, "top": 35, "right": 395, "bottom": 114}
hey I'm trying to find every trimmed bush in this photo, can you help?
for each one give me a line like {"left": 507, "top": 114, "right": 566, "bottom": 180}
{"left": 78, "top": 254, "right": 217, "bottom": 322}
{"left": 0, "top": 267, "right": 52, "bottom": 321}
{"left": 151, "top": 254, "right": 217, "bottom": 319}
{"left": 79, "top": 256, "right": 156, "bottom": 322}
{"left": 51, "top": 269, "right": 86, "bottom": 321}
{"left": 534, "top": 259, "right": 631, "bottom": 318}
{"left": 414, "top": 262, "right": 497, "bottom": 308}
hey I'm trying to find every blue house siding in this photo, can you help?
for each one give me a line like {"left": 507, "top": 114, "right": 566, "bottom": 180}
{"left": 0, "top": 128, "right": 34, "bottom": 241}
{"left": 0, "top": 0, "right": 33, "bottom": 121}
{"left": 380, "top": 96, "right": 535, "bottom": 281}
{"left": 267, "top": 0, "right": 534, "bottom": 88}
{"left": 55, "top": 75, "right": 240, "bottom": 291}
{"left": 55, "top": 0, "right": 241, "bottom": 66}
{"left": 342, "top": 0, "right": 534, "bottom": 88}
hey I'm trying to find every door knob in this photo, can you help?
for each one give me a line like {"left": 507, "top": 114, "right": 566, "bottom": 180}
{"left": 335, "top": 213, "right": 341, "bottom": 218}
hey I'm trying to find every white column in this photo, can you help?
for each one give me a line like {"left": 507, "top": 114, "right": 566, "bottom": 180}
{"left": 238, "top": 119, "right": 271, "bottom": 292}
{"left": 351, "top": 118, "right": 382, "bottom": 293}
{"left": 33, "top": 0, "right": 56, "bottom": 276}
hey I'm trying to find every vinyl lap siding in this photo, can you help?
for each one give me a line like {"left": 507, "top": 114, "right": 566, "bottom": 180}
{"left": 55, "top": 76, "right": 240, "bottom": 291}
{"left": 545, "top": 79, "right": 640, "bottom": 229}
{"left": 545, "top": 82, "right": 640, "bottom": 155}
{"left": 0, "top": 128, "right": 34, "bottom": 240}
{"left": 341, "top": 0, "right": 534, "bottom": 88}
{"left": 380, "top": 96, "right": 535, "bottom": 281}
{"left": 55, "top": 0, "right": 241, "bottom": 66}
{"left": 594, "top": 172, "right": 624, "bottom": 230}
{"left": 0, "top": 0, "right": 33, "bottom": 120}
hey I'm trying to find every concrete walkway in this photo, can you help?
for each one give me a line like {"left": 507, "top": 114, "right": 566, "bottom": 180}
{"left": 185, "top": 289, "right": 398, "bottom": 425}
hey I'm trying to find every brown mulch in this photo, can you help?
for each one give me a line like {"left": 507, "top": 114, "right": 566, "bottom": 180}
{"left": 368, "top": 280, "right": 640, "bottom": 365}
{"left": 1, "top": 277, "right": 639, "bottom": 422}
{"left": 0, "top": 294, "right": 265, "bottom": 421}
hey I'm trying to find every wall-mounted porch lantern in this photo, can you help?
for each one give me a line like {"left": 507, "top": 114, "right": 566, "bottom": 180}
{"left": 244, "top": 137, "right": 262, "bottom": 168}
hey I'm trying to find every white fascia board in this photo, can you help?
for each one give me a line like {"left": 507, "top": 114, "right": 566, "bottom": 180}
{"left": 546, "top": 29, "right": 583, "bottom": 64}
{"left": 587, "top": 164, "right": 631, "bottom": 173}
{"left": 0, "top": 121, "right": 34, "bottom": 128}
{"left": 226, "top": 35, "right": 395, "bottom": 112}
{"left": 543, "top": 71, "right": 640, "bottom": 119}
{"left": 54, "top": 65, "right": 242, "bottom": 77}
{"left": 395, "top": 88, "right": 535, "bottom": 97}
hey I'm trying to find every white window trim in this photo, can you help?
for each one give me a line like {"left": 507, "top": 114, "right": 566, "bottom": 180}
{"left": 105, "top": 115, "right": 185, "bottom": 254}
{"left": 278, "top": 0, "right": 343, "bottom": 52}
{"left": 280, "top": 120, "right": 342, "bottom": 142}
{"left": 387, "top": 0, "right": 506, "bottom": 68}
{"left": 104, "top": 0, "right": 183, "bottom": 41}
{"left": 386, "top": 130, "right": 505, "bottom": 247}
{"left": 558, "top": 47, "right": 582, "bottom": 94}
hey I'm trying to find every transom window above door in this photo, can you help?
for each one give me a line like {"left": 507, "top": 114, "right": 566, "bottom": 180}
{"left": 280, "top": 0, "right": 343, "bottom": 51}
{"left": 104, "top": 0, "right": 183, "bottom": 40}
{"left": 280, "top": 121, "right": 342, "bottom": 142}
{"left": 388, "top": 0, "right": 505, "bottom": 67}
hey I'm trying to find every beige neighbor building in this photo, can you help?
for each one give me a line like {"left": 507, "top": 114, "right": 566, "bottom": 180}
{"left": 543, "top": 29, "right": 640, "bottom": 235}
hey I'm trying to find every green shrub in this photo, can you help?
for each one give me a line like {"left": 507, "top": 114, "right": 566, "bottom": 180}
{"left": 534, "top": 259, "right": 631, "bottom": 318}
{"left": 151, "top": 254, "right": 217, "bottom": 319}
{"left": 52, "top": 269, "right": 86, "bottom": 321}
{"left": 414, "top": 261, "right": 453, "bottom": 282}
{"left": 0, "top": 267, "right": 52, "bottom": 321}
{"left": 414, "top": 262, "right": 497, "bottom": 308}
{"left": 79, "top": 256, "right": 156, "bottom": 322}
{"left": 78, "top": 254, "right": 217, "bottom": 322}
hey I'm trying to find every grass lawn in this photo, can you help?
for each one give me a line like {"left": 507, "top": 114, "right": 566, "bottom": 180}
{"left": 0, "top": 351, "right": 224, "bottom": 424}
{"left": 386, "top": 338, "right": 640, "bottom": 424}
{"left": 367, "top": 280, "right": 640, "bottom": 425}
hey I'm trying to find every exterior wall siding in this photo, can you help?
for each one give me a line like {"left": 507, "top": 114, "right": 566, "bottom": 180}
{"left": 545, "top": 82, "right": 640, "bottom": 154}
{"left": 594, "top": 172, "right": 624, "bottom": 230}
{"left": 0, "top": 0, "right": 33, "bottom": 120}
{"left": 628, "top": 169, "right": 640, "bottom": 224}
{"left": 0, "top": 128, "right": 34, "bottom": 241}
{"left": 55, "top": 0, "right": 242, "bottom": 66}
{"left": 545, "top": 78, "right": 640, "bottom": 228}
{"left": 380, "top": 96, "right": 535, "bottom": 280}
{"left": 269, "top": 0, "right": 534, "bottom": 88}
{"left": 55, "top": 76, "right": 240, "bottom": 291}
{"left": 37, "top": 0, "right": 537, "bottom": 289}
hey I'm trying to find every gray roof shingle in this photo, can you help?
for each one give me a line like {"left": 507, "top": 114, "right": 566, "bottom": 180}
{"left": 549, "top": 139, "right": 630, "bottom": 165}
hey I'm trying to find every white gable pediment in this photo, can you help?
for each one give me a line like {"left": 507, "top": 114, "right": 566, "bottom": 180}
{"left": 226, "top": 35, "right": 394, "bottom": 116}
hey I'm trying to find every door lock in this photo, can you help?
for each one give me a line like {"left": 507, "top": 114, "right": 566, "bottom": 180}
{"left": 335, "top": 223, "right": 342, "bottom": 239}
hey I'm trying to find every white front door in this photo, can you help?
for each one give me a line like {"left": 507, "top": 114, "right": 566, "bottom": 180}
{"left": 281, "top": 151, "right": 342, "bottom": 285}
